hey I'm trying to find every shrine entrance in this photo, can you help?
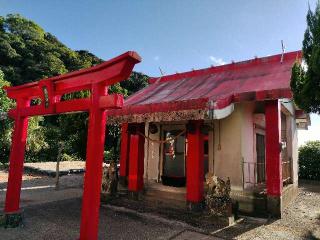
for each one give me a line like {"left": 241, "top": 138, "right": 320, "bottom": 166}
{"left": 3, "top": 51, "right": 141, "bottom": 240}
{"left": 160, "top": 123, "right": 209, "bottom": 188}
{"left": 162, "top": 128, "right": 186, "bottom": 187}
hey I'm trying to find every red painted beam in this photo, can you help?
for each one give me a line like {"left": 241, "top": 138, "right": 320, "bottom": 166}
{"left": 8, "top": 105, "right": 46, "bottom": 118}
{"left": 5, "top": 51, "right": 141, "bottom": 100}
{"left": 4, "top": 83, "right": 41, "bottom": 100}
{"left": 8, "top": 94, "right": 124, "bottom": 118}
{"left": 99, "top": 94, "right": 123, "bottom": 109}
{"left": 4, "top": 51, "right": 141, "bottom": 118}
{"left": 186, "top": 120, "right": 204, "bottom": 203}
{"left": 54, "top": 51, "right": 140, "bottom": 95}
{"left": 55, "top": 98, "right": 90, "bottom": 114}
{"left": 265, "top": 100, "right": 282, "bottom": 196}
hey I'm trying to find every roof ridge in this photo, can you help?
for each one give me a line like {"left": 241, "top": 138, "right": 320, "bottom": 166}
{"left": 149, "top": 50, "right": 302, "bottom": 84}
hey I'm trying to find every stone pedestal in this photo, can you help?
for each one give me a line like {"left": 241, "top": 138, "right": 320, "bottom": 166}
{"left": 128, "top": 191, "right": 144, "bottom": 201}
{"left": 267, "top": 195, "right": 282, "bottom": 218}
{"left": 206, "top": 214, "right": 235, "bottom": 226}
{"left": 1, "top": 210, "right": 24, "bottom": 228}
{"left": 118, "top": 176, "right": 128, "bottom": 187}
{"left": 187, "top": 201, "right": 205, "bottom": 212}
{"left": 206, "top": 196, "right": 233, "bottom": 217}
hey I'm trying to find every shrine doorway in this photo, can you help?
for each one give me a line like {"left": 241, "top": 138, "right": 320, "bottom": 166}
{"left": 162, "top": 129, "right": 186, "bottom": 187}
{"left": 160, "top": 123, "right": 209, "bottom": 187}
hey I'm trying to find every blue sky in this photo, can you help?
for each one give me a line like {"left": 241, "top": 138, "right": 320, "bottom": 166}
{"left": 0, "top": 0, "right": 319, "bottom": 145}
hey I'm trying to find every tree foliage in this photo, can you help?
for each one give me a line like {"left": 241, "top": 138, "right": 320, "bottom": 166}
{"left": 298, "top": 141, "right": 320, "bottom": 180}
{"left": 0, "top": 14, "right": 148, "bottom": 163}
{"left": 291, "top": 3, "right": 320, "bottom": 113}
{"left": 0, "top": 70, "right": 13, "bottom": 164}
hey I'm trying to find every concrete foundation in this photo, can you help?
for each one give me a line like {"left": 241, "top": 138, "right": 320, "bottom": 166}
{"left": 186, "top": 201, "right": 205, "bottom": 212}
{"left": 118, "top": 176, "right": 128, "bottom": 187}
{"left": 267, "top": 195, "right": 282, "bottom": 218}
{"left": 231, "top": 190, "right": 267, "bottom": 217}
{"left": 2, "top": 210, "right": 24, "bottom": 228}
{"left": 282, "top": 184, "right": 298, "bottom": 209}
{"left": 128, "top": 191, "right": 144, "bottom": 201}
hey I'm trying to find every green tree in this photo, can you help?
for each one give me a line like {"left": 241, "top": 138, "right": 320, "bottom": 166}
{"left": 0, "top": 70, "right": 13, "bottom": 164}
{"left": 291, "top": 3, "right": 320, "bottom": 113}
{"left": 299, "top": 141, "right": 320, "bottom": 180}
{"left": 120, "top": 72, "right": 149, "bottom": 97}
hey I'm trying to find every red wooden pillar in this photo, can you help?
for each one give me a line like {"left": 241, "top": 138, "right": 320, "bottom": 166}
{"left": 5, "top": 99, "right": 30, "bottom": 214}
{"left": 80, "top": 84, "right": 107, "bottom": 240}
{"left": 119, "top": 123, "right": 130, "bottom": 184}
{"left": 186, "top": 120, "right": 204, "bottom": 210}
{"left": 128, "top": 124, "right": 145, "bottom": 193}
{"left": 265, "top": 100, "right": 282, "bottom": 216}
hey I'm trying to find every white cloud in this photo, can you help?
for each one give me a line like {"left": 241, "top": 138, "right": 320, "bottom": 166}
{"left": 153, "top": 56, "right": 160, "bottom": 61}
{"left": 209, "top": 56, "right": 226, "bottom": 66}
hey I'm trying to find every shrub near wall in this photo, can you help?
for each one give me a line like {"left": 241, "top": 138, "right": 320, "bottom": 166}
{"left": 298, "top": 141, "right": 320, "bottom": 181}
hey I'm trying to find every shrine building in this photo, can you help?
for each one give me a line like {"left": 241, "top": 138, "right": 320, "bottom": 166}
{"left": 2, "top": 50, "right": 311, "bottom": 240}
{"left": 109, "top": 50, "right": 310, "bottom": 217}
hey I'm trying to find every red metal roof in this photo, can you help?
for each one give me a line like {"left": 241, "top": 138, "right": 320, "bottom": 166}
{"left": 109, "top": 51, "right": 301, "bottom": 116}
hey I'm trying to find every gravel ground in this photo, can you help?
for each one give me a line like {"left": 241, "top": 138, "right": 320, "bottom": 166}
{"left": 0, "top": 198, "right": 222, "bottom": 240}
{"left": 0, "top": 170, "right": 41, "bottom": 183}
{"left": 0, "top": 169, "right": 319, "bottom": 239}
{"left": 235, "top": 182, "right": 320, "bottom": 240}
{"left": 24, "top": 161, "right": 86, "bottom": 176}
{"left": 23, "top": 161, "right": 117, "bottom": 176}
{"left": 0, "top": 170, "right": 83, "bottom": 210}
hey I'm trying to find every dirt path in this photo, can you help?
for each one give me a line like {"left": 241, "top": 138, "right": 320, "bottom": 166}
{"left": 0, "top": 170, "right": 83, "bottom": 209}
{"left": 0, "top": 170, "right": 41, "bottom": 183}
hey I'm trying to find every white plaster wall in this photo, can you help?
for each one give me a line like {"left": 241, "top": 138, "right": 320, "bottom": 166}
{"left": 240, "top": 102, "right": 256, "bottom": 189}
{"left": 213, "top": 103, "right": 243, "bottom": 190}
{"left": 282, "top": 101, "right": 299, "bottom": 186}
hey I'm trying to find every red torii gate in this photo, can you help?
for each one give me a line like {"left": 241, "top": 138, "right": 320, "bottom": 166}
{"left": 3, "top": 51, "right": 141, "bottom": 240}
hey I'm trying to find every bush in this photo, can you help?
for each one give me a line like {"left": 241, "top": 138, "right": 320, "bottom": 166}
{"left": 298, "top": 141, "right": 320, "bottom": 181}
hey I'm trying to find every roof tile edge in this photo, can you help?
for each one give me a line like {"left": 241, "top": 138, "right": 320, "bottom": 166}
{"left": 149, "top": 50, "right": 302, "bottom": 84}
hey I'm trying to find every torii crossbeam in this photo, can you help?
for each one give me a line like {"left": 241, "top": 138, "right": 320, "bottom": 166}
{"left": 3, "top": 51, "right": 141, "bottom": 240}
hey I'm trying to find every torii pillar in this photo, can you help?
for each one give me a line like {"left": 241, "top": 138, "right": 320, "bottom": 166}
{"left": 3, "top": 51, "right": 141, "bottom": 240}
{"left": 4, "top": 99, "right": 30, "bottom": 216}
